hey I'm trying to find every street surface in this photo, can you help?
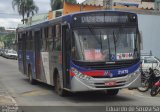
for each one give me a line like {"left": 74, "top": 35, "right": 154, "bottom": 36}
{"left": 0, "top": 57, "right": 160, "bottom": 112}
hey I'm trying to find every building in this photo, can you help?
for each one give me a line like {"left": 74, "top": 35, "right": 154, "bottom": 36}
{"left": 155, "top": 0, "right": 160, "bottom": 11}
{"left": 5, "top": 28, "right": 16, "bottom": 33}
{"left": 83, "top": 0, "right": 104, "bottom": 6}
{"left": 83, "top": 0, "right": 155, "bottom": 10}
{"left": 23, "top": 1, "right": 103, "bottom": 26}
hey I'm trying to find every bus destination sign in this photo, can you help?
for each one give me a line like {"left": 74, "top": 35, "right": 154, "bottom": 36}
{"left": 81, "top": 15, "right": 129, "bottom": 24}
{"left": 72, "top": 12, "right": 137, "bottom": 27}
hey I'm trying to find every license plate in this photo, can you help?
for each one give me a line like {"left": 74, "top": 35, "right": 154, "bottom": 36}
{"left": 105, "top": 81, "right": 116, "bottom": 86}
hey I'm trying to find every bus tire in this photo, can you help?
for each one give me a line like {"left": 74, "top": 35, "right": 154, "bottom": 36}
{"left": 28, "top": 66, "right": 36, "bottom": 85}
{"left": 105, "top": 89, "right": 119, "bottom": 96}
{"left": 54, "top": 73, "right": 67, "bottom": 96}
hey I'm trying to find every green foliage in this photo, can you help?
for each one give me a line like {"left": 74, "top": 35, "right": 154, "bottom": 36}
{"left": 0, "top": 27, "right": 5, "bottom": 32}
{"left": 12, "top": 0, "right": 39, "bottom": 23}
{"left": 66, "top": 0, "right": 77, "bottom": 4}
{"left": 50, "top": 0, "right": 77, "bottom": 11}
{"left": 0, "top": 33, "right": 16, "bottom": 48}
{"left": 25, "top": 0, "right": 39, "bottom": 17}
{"left": 50, "top": 0, "right": 63, "bottom": 10}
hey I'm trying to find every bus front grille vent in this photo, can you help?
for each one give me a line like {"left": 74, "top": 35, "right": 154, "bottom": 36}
{"left": 93, "top": 81, "right": 126, "bottom": 88}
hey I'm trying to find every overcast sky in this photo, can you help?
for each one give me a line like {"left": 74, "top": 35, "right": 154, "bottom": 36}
{"left": 0, "top": 0, "right": 85, "bottom": 28}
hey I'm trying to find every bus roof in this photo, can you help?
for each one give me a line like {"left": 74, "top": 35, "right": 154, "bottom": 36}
{"left": 17, "top": 10, "right": 137, "bottom": 32}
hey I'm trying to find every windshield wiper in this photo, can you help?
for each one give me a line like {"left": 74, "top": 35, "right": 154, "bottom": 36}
{"left": 113, "top": 32, "right": 117, "bottom": 54}
{"left": 88, "top": 26, "right": 102, "bottom": 45}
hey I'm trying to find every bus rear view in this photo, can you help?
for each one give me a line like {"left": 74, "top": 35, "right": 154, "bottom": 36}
{"left": 66, "top": 11, "right": 141, "bottom": 95}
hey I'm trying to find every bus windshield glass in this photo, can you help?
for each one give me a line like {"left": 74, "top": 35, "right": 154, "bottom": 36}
{"left": 72, "top": 27, "right": 139, "bottom": 62}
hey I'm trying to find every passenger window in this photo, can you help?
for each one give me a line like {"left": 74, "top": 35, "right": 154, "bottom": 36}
{"left": 53, "top": 24, "right": 61, "bottom": 51}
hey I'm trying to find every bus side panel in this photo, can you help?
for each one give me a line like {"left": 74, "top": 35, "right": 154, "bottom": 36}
{"left": 40, "top": 52, "right": 51, "bottom": 85}
{"left": 26, "top": 51, "right": 36, "bottom": 78}
{"left": 18, "top": 50, "right": 24, "bottom": 74}
{"left": 50, "top": 51, "right": 63, "bottom": 86}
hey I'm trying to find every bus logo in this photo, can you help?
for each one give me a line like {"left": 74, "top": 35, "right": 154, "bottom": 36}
{"left": 104, "top": 71, "right": 113, "bottom": 78}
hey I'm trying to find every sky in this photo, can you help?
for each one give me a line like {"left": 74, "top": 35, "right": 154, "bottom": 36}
{"left": 0, "top": 0, "right": 85, "bottom": 28}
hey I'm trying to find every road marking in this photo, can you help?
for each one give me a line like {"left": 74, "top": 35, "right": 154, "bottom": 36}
{"left": 21, "top": 89, "right": 51, "bottom": 96}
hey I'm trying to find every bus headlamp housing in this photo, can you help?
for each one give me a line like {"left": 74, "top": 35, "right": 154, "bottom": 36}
{"left": 128, "top": 68, "right": 140, "bottom": 79}
{"left": 134, "top": 68, "right": 141, "bottom": 76}
{"left": 71, "top": 68, "right": 93, "bottom": 80}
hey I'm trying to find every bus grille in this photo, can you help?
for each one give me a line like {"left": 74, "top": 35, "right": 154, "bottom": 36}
{"left": 94, "top": 81, "right": 126, "bottom": 88}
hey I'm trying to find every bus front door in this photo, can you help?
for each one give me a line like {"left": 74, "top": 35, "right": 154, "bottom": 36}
{"left": 62, "top": 25, "right": 71, "bottom": 89}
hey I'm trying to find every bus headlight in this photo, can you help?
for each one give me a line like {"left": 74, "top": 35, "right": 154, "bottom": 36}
{"left": 128, "top": 69, "right": 140, "bottom": 79}
{"left": 71, "top": 68, "right": 93, "bottom": 80}
{"left": 134, "top": 69, "right": 141, "bottom": 76}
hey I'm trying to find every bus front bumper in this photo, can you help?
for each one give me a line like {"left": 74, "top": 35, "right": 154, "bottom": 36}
{"left": 70, "top": 71, "right": 141, "bottom": 92}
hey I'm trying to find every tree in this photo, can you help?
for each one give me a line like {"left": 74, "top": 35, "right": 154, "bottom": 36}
{"left": 0, "top": 27, "right": 5, "bottom": 32}
{"left": 50, "top": 0, "right": 77, "bottom": 11}
{"left": 50, "top": 0, "right": 63, "bottom": 10}
{"left": 0, "top": 33, "right": 16, "bottom": 48}
{"left": 12, "top": 0, "right": 39, "bottom": 24}
{"left": 66, "top": 0, "right": 77, "bottom": 4}
{"left": 12, "top": 0, "right": 26, "bottom": 24}
{"left": 25, "top": 0, "right": 39, "bottom": 18}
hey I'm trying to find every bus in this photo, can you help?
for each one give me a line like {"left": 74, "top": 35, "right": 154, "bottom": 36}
{"left": 17, "top": 10, "right": 142, "bottom": 96}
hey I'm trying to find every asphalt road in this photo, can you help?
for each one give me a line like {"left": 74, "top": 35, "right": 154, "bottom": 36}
{"left": 0, "top": 56, "right": 160, "bottom": 112}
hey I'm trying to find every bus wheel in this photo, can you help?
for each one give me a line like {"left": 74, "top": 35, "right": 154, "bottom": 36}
{"left": 28, "top": 66, "right": 36, "bottom": 85}
{"left": 55, "top": 74, "right": 66, "bottom": 96}
{"left": 105, "top": 89, "right": 119, "bottom": 96}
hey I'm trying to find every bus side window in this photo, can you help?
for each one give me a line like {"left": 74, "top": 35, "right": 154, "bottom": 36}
{"left": 52, "top": 25, "right": 56, "bottom": 51}
{"left": 18, "top": 33, "right": 22, "bottom": 50}
{"left": 53, "top": 24, "right": 61, "bottom": 51}
{"left": 22, "top": 33, "right": 26, "bottom": 51}
{"left": 41, "top": 28, "right": 46, "bottom": 52}
{"left": 26, "top": 31, "right": 33, "bottom": 51}
{"left": 47, "top": 26, "right": 53, "bottom": 52}
{"left": 29, "top": 31, "right": 33, "bottom": 50}
{"left": 52, "top": 25, "right": 56, "bottom": 38}
{"left": 44, "top": 27, "right": 49, "bottom": 51}
{"left": 26, "top": 32, "right": 29, "bottom": 50}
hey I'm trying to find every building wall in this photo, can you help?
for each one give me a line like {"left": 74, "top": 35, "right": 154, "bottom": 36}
{"left": 138, "top": 14, "right": 160, "bottom": 58}
{"left": 155, "top": 0, "right": 160, "bottom": 11}
{"left": 63, "top": 2, "right": 102, "bottom": 15}
{"left": 83, "top": 0, "right": 103, "bottom": 6}
{"left": 83, "top": 0, "right": 155, "bottom": 9}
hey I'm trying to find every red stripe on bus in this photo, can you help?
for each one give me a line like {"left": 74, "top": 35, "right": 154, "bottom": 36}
{"left": 82, "top": 71, "right": 104, "bottom": 76}
{"left": 70, "top": 71, "right": 75, "bottom": 76}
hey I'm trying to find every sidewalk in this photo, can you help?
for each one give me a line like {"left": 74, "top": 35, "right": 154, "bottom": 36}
{"left": 0, "top": 82, "right": 17, "bottom": 106}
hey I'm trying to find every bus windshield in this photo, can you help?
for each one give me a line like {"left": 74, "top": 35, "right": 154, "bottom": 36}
{"left": 72, "top": 27, "right": 140, "bottom": 62}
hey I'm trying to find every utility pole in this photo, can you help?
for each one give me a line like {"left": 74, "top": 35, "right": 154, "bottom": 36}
{"left": 103, "top": 0, "right": 112, "bottom": 10}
